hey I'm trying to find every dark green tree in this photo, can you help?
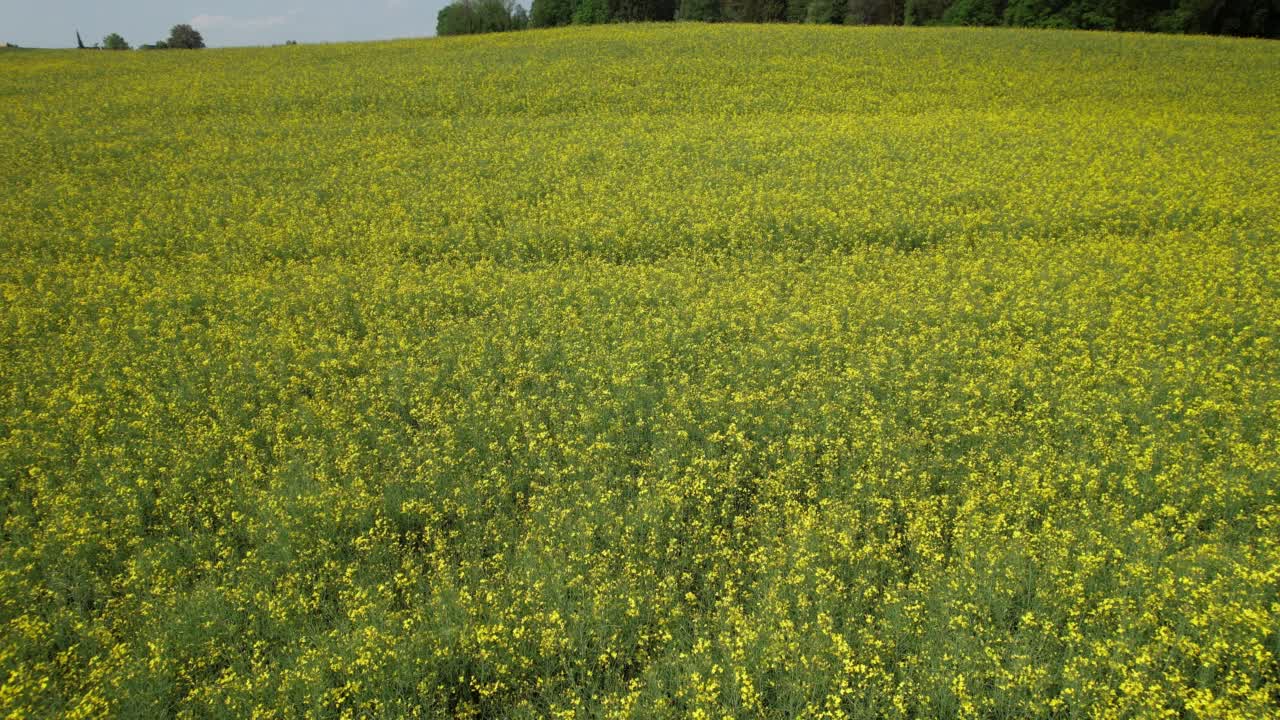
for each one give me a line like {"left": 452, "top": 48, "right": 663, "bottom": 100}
{"left": 574, "top": 0, "right": 613, "bottom": 23}
{"left": 904, "top": 0, "right": 950, "bottom": 23}
{"left": 532, "top": 0, "right": 576, "bottom": 25}
{"left": 679, "top": 0, "right": 723, "bottom": 19}
{"left": 608, "top": 0, "right": 678, "bottom": 20}
{"left": 723, "top": 0, "right": 787, "bottom": 21}
{"left": 941, "top": 0, "right": 1004, "bottom": 23}
{"left": 439, "top": 0, "right": 529, "bottom": 35}
{"left": 513, "top": 3, "right": 532, "bottom": 27}
{"left": 103, "top": 33, "right": 130, "bottom": 50}
{"left": 1149, "top": 0, "right": 1277, "bottom": 34}
{"left": 845, "top": 0, "right": 902, "bottom": 22}
{"left": 438, "top": 1, "right": 481, "bottom": 34}
{"left": 477, "top": 0, "right": 517, "bottom": 30}
{"left": 786, "top": 0, "right": 812, "bottom": 20}
{"left": 806, "top": 0, "right": 848, "bottom": 22}
{"left": 167, "top": 24, "right": 205, "bottom": 49}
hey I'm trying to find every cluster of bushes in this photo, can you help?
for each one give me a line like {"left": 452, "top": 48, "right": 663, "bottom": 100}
{"left": 438, "top": 0, "right": 1277, "bottom": 35}
{"left": 87, "top": 24, "right": 205, "bottom": 51}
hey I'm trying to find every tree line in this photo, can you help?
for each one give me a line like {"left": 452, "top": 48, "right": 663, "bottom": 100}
{"left": 438, "top": 0, "right": 533, "bottom": 34}
{"left": 438, "top": 0, "right": 1278, "bottom": 36}
{"left": 77, "top": 25, "right": 205, "bottom": 51}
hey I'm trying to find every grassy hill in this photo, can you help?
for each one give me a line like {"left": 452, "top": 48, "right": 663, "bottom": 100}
{"left": 2, "top": 24, "right": 1278, "bottom": 718}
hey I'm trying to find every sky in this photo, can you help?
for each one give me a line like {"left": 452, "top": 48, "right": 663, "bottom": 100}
{"left": 1, "top": 0, "right": 451, "bottom": 48}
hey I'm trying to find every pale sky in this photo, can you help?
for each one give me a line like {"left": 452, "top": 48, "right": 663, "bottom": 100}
{"left": 0, "top": 0, "right": 453, "bottom": 48}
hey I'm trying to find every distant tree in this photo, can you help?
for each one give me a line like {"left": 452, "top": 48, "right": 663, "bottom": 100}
{"left": 532, "top": 0, "right": 575, "bottom": 26}
{"left": 723, "top": 0, "right": 787, "bottom": 20}
{"left": 103, "top": 33, "right": 130, "bottom": 50}
{"left": 167, "top": 24, "right": 205, "bottom": 49}
{"left": 612, "top": 0, "right": 678, "bottom": 20}
{"left": 513, "top": 3, "right": 532, "bottom": 27}
{"left": 439, "top": 1, "right": 480, "bottom": 34}
{"left": 904, "top": 0, "right": 949, "bottom": 23}
{"left": 679, "top": 0, "right": 723, "bottom": 19}
{"left": 439, "top": 0, "right": 529, "bottom": 34}
{"left": 845, "top": 0, "right": 903, "bottom": 23}
{"left": 477, "top": 0, "right": 518, "bottom": 30}
{"left": 941, "top": 0, "right": 1003, "bottom": 23}
{"left": 607, "top": 0, "right": 639, "bottom": 20}
{"left": 786, "top": 0, "right": 812, "bottom": 20}
{"left": 574, "top": 0, "right": 612, "bottom": 23}
{"left": 805, "top": 0, "right": 848, "bottom": 22}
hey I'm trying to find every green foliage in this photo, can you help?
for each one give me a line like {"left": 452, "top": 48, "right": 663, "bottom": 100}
{"left": 574, "top": 0, "right": 613, "bottom": 24}
{"left": 722, "top": 0, "right": 788, "bottom": 21}
{"left": 439, "top": 0, "right": 525, "bottom": 35}
{"left": 904, "top": 0, "right": 951, "bottom": 24}
{"left": 1145, "top": 0, "right": 1279, "bottom": 35}
{"left": 477, "top": 0, "right": 519, "bottom": 30}
{"left": 786, "top": 0, "right": 812, "bottom": 20}
{"left": 532, "top": 0, "right": 576, "bottom": 26}
{"left": 942, "top": 0, "right": 1004, "bottom": 24}
{"left": 609, "top": 0, "right": 680, "bottom": 20}
{"left": 682, "top": 0, "right": 725, "bottom": 20}
{"left": 438, "top": 2, "right": 478, "bottom": 34}
{"left": 1001, "top": 0, "right": 1059, "bottom": 25}
{"left": 513, "top": 3, "right": 532, "bottom": 27}
{"left": 845, "top": 0, "right": 902, "bottom": 23}
{"left": 542, "top": 0, "right": 1278, "bottom": 35}
{"left": 804, "top": 0, "right": 847, "bottom": 22}
{"left": 998, "top": 0, "right": 1118, "bottom": 28}
{"left": 102, "top": 33, "right": 130, "bottom": 51}
{"left": 1, "top": 24, "right": 1279, "bottom": 719}
{"left": 166, "top": 24, "right": 205, "bottom": 49}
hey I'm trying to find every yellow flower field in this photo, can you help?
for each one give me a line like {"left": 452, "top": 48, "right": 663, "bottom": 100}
{"left": 2, "top": 24, "right": 1278, "bottom": 718}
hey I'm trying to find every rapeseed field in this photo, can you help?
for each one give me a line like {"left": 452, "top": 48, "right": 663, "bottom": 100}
{"left": 2, "top": 24, "right": 1278, "bottom": 718}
